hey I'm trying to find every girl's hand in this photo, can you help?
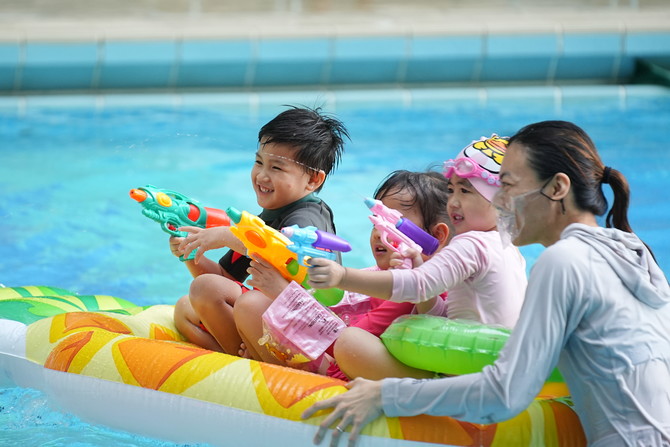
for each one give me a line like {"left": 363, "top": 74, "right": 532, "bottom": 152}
{"left": 246, "top": 255, "right": 289, "bottom": 299}
{"left": 301, "top": 378, "right": 383, "bottom": 447}
{"left": 306, "top": 258, "right": 347, "bottom": 289}
{"left": 388, "top": 247, "right": 423, "bottom": 269}
{"left": 178, "top": 226, "right": 229, "bottom": 264}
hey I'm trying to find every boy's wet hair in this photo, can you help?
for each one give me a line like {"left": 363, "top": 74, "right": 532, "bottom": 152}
{"left": 258, "top": 106, "right": 349, "bottom": 191}
{"left": 373, "top": 169, "right": 451, "bottom": 233}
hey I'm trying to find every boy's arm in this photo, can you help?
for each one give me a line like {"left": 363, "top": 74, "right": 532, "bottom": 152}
{"left": 169, "top": 235, "right": 237, "bottom": 279}
{"left": 178, "top": 226, "right": 247, "bottom": 264}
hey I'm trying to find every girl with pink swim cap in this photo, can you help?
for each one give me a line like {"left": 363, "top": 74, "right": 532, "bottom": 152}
{"left": 303, "top": 134, "right": 528, "bottom": 381}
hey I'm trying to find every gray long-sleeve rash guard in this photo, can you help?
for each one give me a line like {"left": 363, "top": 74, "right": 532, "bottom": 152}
{"left": 382, "top": 223, "right": 670, "bottom": 447}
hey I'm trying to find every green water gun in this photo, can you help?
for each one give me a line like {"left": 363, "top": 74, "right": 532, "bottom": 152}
{"left": 130, "top": 185, "right": 230, "bottom": 261}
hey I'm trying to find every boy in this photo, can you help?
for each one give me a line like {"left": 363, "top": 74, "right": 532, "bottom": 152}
{"left": 171, "top": 106, "right": 348, "bottom": 354}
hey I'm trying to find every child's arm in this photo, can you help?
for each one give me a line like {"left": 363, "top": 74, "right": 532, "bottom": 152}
{"left": 177, "top": 225, "right": 247, "bottom": 263}
{"left": 246, "top": 254, "right": 290, "bottom": 299}
{"left": 307, "top": 258, "right": 394, "bottom": 299}
{"left": 388, "top": 249, "right": 438, "bottom": 313}
{"left": 169, "top": 235, "right": 228, "bottom": 278}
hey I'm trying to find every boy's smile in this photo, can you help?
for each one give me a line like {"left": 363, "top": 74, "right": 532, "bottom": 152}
{"left": 252, "top": 140, "right": 320, "bottom": 210}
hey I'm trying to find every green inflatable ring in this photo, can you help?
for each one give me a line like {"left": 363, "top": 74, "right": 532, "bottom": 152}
{"left": 381, "top": 315, "right": 563, "bottom": 382}
{"left": 0, "top": 285, "right": 143, "bottom": 325}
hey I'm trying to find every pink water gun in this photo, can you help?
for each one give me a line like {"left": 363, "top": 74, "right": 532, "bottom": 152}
{"left": 365, "top": 197, "right": 439, "bottom": 269}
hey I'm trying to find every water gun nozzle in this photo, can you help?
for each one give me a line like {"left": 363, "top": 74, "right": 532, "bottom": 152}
{"left": 129, "top": 188, "right": 148, "bottom": 203}
{"left": 364, "top": 197, "right": 377, "bottom": 210}
{"left": 226, "top": 207, "right": 243, "bottom": 224}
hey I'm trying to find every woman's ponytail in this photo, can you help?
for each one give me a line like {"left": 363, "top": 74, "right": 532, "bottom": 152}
{"left": 603, "top": 167, "right": 632, "bottom": 233}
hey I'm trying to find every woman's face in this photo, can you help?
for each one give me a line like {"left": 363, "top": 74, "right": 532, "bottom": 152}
{"left": 496, "top": 143, "right": 552, "bottom": 246}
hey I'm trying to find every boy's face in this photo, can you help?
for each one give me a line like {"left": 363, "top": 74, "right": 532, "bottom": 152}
{"left": 251, "top": 140, "right": 318, "bottom": 210}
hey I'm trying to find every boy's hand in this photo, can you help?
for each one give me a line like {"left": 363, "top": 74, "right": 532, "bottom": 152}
{"left": 178, "top": 226, "right": 228, "bottom": 264}
{"left": 306, "top": 258, "right": 346, "bottom": 289}
{"left": 247, "top": 254, "right": 289, "bottom": 299}
{"left": 169, "top": 236, "right": 186, "bottom": 258}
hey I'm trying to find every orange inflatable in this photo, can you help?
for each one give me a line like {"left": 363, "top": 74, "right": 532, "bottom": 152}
{"left": 0, "top": 287, "right": 586, "bottom": 447}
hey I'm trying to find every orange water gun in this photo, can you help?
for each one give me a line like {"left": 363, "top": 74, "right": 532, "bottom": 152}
{"left": 130, "top": 185, "right": 230, "bottom": 261}
{"left": 226, "top": 207, "right": 345, "bottom": 306}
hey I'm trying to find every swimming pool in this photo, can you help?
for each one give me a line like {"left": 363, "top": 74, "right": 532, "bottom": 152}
{"left": 1, "top": 85, "right": 669, "bottom": 445}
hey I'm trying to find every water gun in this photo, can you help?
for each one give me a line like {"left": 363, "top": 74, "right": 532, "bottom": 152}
{"left": 365, "top": 197, "right": 439, "bottom": 269}
{"left": 281, "top": 225, "right": 352, "bottom": 267}
{"left": 129, "top": 185, "right": 230, "bottom": 261}
{"left": 226, "top": 207, "right": 347, "bottom": 306}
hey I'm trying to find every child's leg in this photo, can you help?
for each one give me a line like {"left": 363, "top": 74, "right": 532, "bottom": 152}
{"left": 233, "top": 291, "right": 281, "bottom": 364}
{"left": 334, "top": 327, "right": 435, "bottom": 380}
{"left": 173, "top": 295, "right": 224, "bottom": 352}
{"left": 188, "top": 273, "right": 244, "bottom": 355}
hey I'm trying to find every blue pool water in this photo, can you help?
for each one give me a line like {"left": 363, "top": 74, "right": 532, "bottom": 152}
{"left": 1, "top": 87, "right": 669, "bottom": 445}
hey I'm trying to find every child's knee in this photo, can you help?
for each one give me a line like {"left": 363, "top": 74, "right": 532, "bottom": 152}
{"left": 233, "top": 291, "right": 269, "bottom": 322}
{"left": 173, "top": 295, "right": 203, "bottom": 334}
{"left": 334, "top": 327, "right": 367, "bottom": 358}
{"left": 189, "top": 274, "right": 218, "bottom": 299}
{"left": 189, "top": 274, "right": 239, "bottom": 308}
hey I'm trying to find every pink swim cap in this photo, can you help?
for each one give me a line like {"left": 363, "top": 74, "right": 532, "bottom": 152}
{"left": 444, "top": 134, "right": 509, "bottom": 202}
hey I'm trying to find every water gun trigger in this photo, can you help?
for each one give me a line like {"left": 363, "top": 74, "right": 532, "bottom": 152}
{"left": 162, "top": 221, "right": 184, "bottom": 237}
{"left": 378, "top": 232, "right": 400, "bottom": 254}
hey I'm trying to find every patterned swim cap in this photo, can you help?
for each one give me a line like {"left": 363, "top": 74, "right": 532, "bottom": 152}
{"left": 445, "top": 134, "right": 509, "bottom": 202}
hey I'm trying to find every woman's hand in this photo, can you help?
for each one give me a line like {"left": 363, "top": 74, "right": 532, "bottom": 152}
{"left": 177, "top": 226, "right": 229, "bottom": 264}
{"left": 246, "top": 254, "right": 289, "bottom": 299}
{"left": 301, "top": 378, "right": 384, "bottom": 447}
{"left": 306, "top": 258, "right": 347, "bottom": 289}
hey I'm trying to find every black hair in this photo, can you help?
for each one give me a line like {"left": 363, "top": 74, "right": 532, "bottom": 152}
{"left": 258, "top": 106, "right": 349, "bottom": 192}
{"left": 508, "top": 120, "right": 632, "bottom": 233}
{"left": 373, "top": 169, "right": 451, "bottom": 234}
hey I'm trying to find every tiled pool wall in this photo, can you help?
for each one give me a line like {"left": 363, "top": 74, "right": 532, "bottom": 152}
{"left": 1, "top": 29, "right": 670, "bottom": 93}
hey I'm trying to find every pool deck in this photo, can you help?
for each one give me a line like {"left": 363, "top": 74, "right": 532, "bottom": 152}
{"left": 1, "top": 1, "right": 670, "bottom": 94}
{"left": 1, "top": 1, "right": 670, "bottom": 41}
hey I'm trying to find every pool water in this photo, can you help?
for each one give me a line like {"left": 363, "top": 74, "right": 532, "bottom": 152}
{"left": 1, "top": 88, "right": 669, "bottom": 446}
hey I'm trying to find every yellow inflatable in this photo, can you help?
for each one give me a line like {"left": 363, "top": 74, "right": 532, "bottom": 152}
{"left": 0, "top": 286, "right": 586, "bottom": 447}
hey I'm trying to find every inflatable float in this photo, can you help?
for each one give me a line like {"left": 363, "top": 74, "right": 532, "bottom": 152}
{"left": 0, "top": 286, "right": 586, "bottom": 447}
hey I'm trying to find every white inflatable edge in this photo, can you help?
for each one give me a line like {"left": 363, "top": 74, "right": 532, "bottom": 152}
{"left": 0, "top": 319, "right": 448, "bottom": 447}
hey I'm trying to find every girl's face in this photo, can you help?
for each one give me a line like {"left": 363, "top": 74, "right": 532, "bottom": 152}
{"left": 369, "top": 189, "right": 427, "bottom": 270}
{"left": 446, "top": 174, "right": 498, "bottom": 235}
{"left": 496, "top": 142, "right": 551, "bottom": 246}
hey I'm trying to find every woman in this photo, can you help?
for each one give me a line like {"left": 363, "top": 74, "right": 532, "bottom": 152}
{"left": 302, "top": 121, "right": 670, "bottom": 447}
